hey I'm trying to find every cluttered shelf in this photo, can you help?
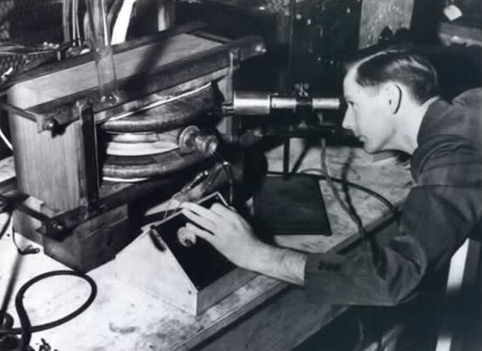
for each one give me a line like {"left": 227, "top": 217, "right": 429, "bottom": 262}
{"left": 0, "top": 143, "right": 412, "bottom": 351}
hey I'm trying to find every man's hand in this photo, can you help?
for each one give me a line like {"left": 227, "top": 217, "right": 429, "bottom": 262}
{"left": 180, "top": 202, "right": 266, "bottom": 271}
{"left": 180, "top": 202, "right": 306, "bottom": 286}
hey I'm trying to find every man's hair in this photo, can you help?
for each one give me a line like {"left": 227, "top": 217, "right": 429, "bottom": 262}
{"left": 346, "top": 45, "right": 439, "bottom": 104}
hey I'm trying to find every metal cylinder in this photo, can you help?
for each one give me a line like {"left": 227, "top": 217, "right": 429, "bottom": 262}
{"left": 233, "top": 91, "right": 271, "bottom": 116}
{"left": 85, "top": 0, "right": 118, "bottom": 104}
{"left": 179, "top": 126, "right": 218, "bottom": 156}
{"left": 233, "top": 91, "right": 341, "bottom": 116}
{"left": 312, "top": 97, "right": 341, "bottom": 110}
{"left": 270, "top": 96, "right": 297, "bottom": 110}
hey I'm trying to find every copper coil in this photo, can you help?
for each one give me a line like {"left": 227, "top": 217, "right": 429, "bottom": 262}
{"left": 102, "top": 149, "right": 206, "bottom": 179}
{"left": 100, "top": 84, "right": 218, "bottom": 133}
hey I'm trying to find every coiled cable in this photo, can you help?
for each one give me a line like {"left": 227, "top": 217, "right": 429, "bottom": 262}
{"left": 0, "top": 270, "right": 97, "bottom": 351}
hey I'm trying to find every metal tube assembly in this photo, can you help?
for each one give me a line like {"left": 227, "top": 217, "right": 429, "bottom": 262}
{"left": 233, "top": 91, "right": 341, "bottom": 116}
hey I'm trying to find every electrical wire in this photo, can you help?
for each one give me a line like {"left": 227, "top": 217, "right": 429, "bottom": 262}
{"left": 0, "top": 125, "right": 12, "bottom": 151}
{"left": 73, "top": 0, "right": 81, "bottom": 46}
{"left": 352, "top": 315, "right": 366, "bottom": 351}
{"left": 199, "top": 162, "right": 226, "bottom": 199}
{"left": 299, "top": 168, "right": 400, "bottom": 218}
{"left": 296, "top": 168, "right": 400, "bottom": 219}
{"left": 62, "top": 0, "right": 71, "bottom": 43}
{"left": 71, "top": 0, "right": 76, "bottom": 44}
{"left": 146, "top": 158, "right": 232, "bottom": 226}
{"left": 212, "top": 152, "right": 234, "bottom": 205}
{"left": 274, "top": 141, "right": 399, "bottom": 351}
{"left": 160, "top": 168, "right": 212, "bottom": 221}
{"left": 0, "top": 270, "right": 97, "bottom": 351}
{"left": 0, "top": 210, "right": 11, "bottom": 242}
{"left": 265, "top": 169, "right": 399, "bottom": 220}
{"left": 0, "top": 105, "right": 12, "bottom": 150}
{"left": 0, "top": 211, "right": 39, "bottom": 255}
{"left": 266, "top": 139, "right": 399, "bottom": 267}
{"left": 11, "top": 227, "right": 40, "bottom": 256}
{"left": 106, "top": 83, "right": 212, "bottom": 122}
{"left": 319, "top": 139, "right": 367, "bottom": 238}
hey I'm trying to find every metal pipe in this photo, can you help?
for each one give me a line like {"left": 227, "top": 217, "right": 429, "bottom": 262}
{"left": 312, "top": 97, "right": 341, "bottom": 110}
{"left": 233, "top": 91, "right": 271, "bottom": 116}
{"left": 271, "top": 96, "right": 297, "bottom": 110}
{"left": 232, "top": 91, "right": 341, "bottom": 116}
{"left": 85, "top": 0, "right": 118, "bottom": 104}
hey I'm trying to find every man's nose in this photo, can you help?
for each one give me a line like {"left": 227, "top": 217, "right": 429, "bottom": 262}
{"left": 342, "top": 109, "right": 355, "bottom": 131}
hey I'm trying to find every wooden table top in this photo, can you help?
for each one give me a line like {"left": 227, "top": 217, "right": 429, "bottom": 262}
{"left": 0, "top": 144, "right": 413, "bottom": 351}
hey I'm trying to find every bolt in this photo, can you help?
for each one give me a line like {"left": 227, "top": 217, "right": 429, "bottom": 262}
{"left": 45, "top": 119, "right": 58, "bottom": 131}
{"left": 50, "top": 220, "right": 64, "bottom": 232}
{"left": 101, "top": 93, "right": 118, "bottom": 106}
{"left": 255, "top": 44, "right": 266, "bottom": 53}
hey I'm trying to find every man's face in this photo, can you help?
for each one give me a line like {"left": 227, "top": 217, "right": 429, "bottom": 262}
{"left": 342, "top": 69, "right": 396, "bottom": 153}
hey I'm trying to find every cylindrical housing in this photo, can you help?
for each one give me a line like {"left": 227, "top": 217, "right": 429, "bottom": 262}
{"left": 233, "top": 91, "right": 271, "bottom": 115}
{"left": 270, "top": 96, "right": 297, "bottom": 110}
{"left": 233, "top": 91, "right": 341, "bottom": 116}
{"left": 312, "top": 97, "right": 341, "bottom": 110}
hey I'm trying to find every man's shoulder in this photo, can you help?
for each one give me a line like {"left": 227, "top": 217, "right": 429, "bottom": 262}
{"left": 428, "top": 87, "right": 482, "bottom": 135}
{"left": 452, "top": 87, "right": 482, "bottom": 108}
{"left": 412, "top": 88, "right": 482, "bottom": 183}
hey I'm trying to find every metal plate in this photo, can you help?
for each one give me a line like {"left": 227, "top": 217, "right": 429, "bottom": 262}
{"left": 105, "top": 141, "right": 178, "bottom": 156}
{"left": 103, "top": 128, "right": 181, "bottom": 156}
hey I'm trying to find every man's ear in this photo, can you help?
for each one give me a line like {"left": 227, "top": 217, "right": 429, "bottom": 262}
{"left": 384, "top": 83, "right": 402, "bottom": 114}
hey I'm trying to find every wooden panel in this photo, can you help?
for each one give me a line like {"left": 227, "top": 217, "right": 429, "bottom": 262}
{"left": 43, "top": 205, "right": 130, "bottom": 271}
{"left": 115, "top": 227, "right": 198, "bottom": 314}
{"left": 198, "top": 288, "right": 346, "bottom": 351}
{"left": 197, "top": 268, "right": 256, "bottom": 315}
{"left": 10, "top": 34, "right": 221, "bottom": 109}
{"left": 8, "top": 113, "right": 84, "bottom": 211}
{"left": 116, "top": 224, "right": 257, "bottom": 315}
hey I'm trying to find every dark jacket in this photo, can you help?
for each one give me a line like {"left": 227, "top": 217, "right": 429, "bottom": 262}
{"left": 304, "top": 88, "right": 482, "bottom": 305}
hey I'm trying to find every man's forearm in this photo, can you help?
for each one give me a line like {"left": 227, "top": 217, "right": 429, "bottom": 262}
{"left": 250, "top": 244, "right": 307, "bottom": 286}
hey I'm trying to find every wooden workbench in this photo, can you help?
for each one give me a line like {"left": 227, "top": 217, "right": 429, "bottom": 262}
{"left": 0, "top": 143, "right": 413, "bottom": 351}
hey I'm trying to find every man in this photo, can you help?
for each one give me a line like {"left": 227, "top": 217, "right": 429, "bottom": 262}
{"left": 179, "top": 46, "right": 482, "bottom": 305}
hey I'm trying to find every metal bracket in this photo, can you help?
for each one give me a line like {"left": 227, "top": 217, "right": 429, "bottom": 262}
{"left": 78, "top": 101, "right": 100, "bottom": 211}
{"left": 1, "top": 98, "right": 94, "bottom": 133}
{"left": 0, "top": 189, "right": 67, "bottom": 239}
{"left": 0, "top": 102, "right": 38, "bottom": 123}
{"left": 223, "top": 48, "right": 241, "bottom": 142}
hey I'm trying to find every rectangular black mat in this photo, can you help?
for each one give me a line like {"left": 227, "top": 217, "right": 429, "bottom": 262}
{"left": 254, "top": 175, "right": 332, "bottom": 236}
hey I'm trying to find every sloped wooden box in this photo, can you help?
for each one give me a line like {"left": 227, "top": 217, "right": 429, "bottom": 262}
{"left": 115, "top": 222, "right": 256, "bottom": 315}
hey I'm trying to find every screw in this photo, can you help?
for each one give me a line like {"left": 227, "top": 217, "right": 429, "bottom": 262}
{"left": 255, "top": 44, "right": 267, "bottom": 53}
{"left": 50, "top": 220, "right": 64, "bottom": 232}
{"left": 45, "top": 119, "right": 58, "bottom": 131}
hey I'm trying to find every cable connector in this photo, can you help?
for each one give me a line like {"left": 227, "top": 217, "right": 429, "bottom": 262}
{"left": 178, "top": 126, "right": 218, "bottom": 156}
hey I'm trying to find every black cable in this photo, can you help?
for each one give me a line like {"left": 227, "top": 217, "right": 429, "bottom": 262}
{"left": 320, "top": 139, "right": 367, "bottom": 238}
{"left": 0, "top": 210, "right": 11, "bottom": 245}
{"left": 0, "top": 270, "right": 97, "bottom": 351}
{"left": 11, "top": 228, "right": 40, "bottom": 256}
{"left": 199, "top": 163, "right": 224, "bottom": 198}
{"left": 352, "top": 315, "right": 366, "bottom": 351}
